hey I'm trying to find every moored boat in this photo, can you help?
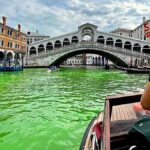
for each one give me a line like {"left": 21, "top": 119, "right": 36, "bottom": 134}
{"left": 0, "top": 66, "right": 23, "bottom": 71}
{"left": 47, "top": 66, "right": 58, "bottom": 72}
{"left": 114, "top": 65, "right": 127, "bottom": 71}
{"left": 126, "top": 68, "right": 150, "bottom": 74}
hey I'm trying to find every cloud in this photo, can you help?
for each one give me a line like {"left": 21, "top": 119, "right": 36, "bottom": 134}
{"left": 0, "top": 0, "right": 150, "bottom": 36}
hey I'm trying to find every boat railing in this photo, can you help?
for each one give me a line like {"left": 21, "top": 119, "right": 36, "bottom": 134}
{"left": 102, "top": 92, "right": 143, "bottom": 150}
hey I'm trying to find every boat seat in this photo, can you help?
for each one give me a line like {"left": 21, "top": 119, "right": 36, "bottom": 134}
{"left": 133, "top": 102, "right": 150, "bottom": 118}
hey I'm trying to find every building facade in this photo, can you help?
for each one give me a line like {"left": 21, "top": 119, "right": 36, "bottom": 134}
{"left": 65, "top": 54, "right": 109, "bottom": 66}
{"left": 27, "top": 31, "right": 50, "bottom": 44}
{"left": 0, "top": 16, "right": 27, "bottom": 69}
{"left": 111, "top": 17, "right": 150, "bottom": 42}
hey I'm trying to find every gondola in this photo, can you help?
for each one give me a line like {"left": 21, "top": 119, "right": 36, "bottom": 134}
{"left": 114, "top": 65, "right": 127, "bottom": 71}
{"left": 126, "top": 68, "right": 150, "bottom": 74}
{"left": 47, "top": 66, "right": 58, "bottom": 72}
{"left": 0, "top": 66, "right": 23, "bottom": 71}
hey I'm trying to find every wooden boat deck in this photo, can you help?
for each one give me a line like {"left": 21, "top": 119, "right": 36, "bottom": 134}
{"left": 98, "top": 103, "right": 137, "bottom": 123}
{"left": 111, "top": 103, "right": 137, "bottom": 121}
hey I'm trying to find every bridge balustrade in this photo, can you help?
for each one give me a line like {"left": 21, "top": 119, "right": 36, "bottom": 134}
{"left": 27, "top": 42, "right": 150, "bottom": 61}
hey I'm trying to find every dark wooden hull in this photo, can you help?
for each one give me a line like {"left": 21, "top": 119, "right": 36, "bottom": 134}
{"left": 126, "top": 68, "right": 150, "bottom": 74}
{"left": 114, "top": 65, "right": 127, "bottom": 71}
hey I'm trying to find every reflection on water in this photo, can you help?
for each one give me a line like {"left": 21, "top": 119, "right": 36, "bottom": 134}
{"left": 0, "top": 67, "right": 147, "bottom": 150}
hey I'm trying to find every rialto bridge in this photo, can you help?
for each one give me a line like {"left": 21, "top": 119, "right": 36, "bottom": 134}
{"left": 26, "top": 23, "right": 150, "bottom": 67}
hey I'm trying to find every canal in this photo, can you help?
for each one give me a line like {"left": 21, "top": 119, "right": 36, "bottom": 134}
{"left": 0, "top": 67, "right": 148, "bottom": 150}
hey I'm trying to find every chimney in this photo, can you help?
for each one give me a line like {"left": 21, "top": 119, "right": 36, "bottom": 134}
{"left": 143, "top": 17, "right": 146, "bottom": 23}
{"left": 2, "top": 16, "right": 6, "bottom": 27}
{"left": 18, "top": 24, "right": 21, "bottom": 32}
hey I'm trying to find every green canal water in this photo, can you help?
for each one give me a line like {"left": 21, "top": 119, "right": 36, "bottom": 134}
{"left": 0, "top": 67, "right": 148, "bottom": 150}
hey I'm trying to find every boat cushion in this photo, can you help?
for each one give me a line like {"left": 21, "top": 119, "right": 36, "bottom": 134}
{"left": 129, "top": 117, "right": 150, "bottom": 143}
{"left": 93, "top": 122, "right": 102, "bottom": 140}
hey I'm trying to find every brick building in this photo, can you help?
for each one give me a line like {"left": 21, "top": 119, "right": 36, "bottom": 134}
{"left": 0, "top": 16, "right": 27, "bottom": 70}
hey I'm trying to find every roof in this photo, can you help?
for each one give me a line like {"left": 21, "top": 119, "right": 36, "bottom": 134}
{"left": 111, "top": 28, "right": 132, "bottom": 33}
{"left": 78, "top": 23, "right": 98, "bottom": 29}
{"left": 27, "top": 31, "right": 50, "bottom": 37}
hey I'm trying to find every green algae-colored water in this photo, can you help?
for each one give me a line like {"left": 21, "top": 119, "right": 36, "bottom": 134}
{"left": 0, "top": 67, "right": 148, "bottom": 150}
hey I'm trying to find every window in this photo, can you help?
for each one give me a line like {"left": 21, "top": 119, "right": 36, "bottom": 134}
{"left": 1, "top": 28, "right": 4, "bottom": 34}
{"left": 10, "top": 30, "right": 13, "bottom": 36}
{"left": 1, "top": 40, "right": 4, "bottom": 46}
{"left": 30, "top": 38, "right": 32, "bottom": 43}
{"left": 10, "top": 43, "right": 12, "bottom": 48}
{"left": 15, "top": 44, "right": 17, "bottom": 48}
{"left": 7, "top": 30, "right": 10, "bottom": 35}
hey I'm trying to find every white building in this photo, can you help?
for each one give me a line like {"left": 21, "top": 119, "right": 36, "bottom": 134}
{"left": 27, "top": 31, "right": 50, "bottom": 44}
{"left": 65, "top": 55, "right": 83, "bottom": 65}
{"left": 65, "top": 54, "right": 110, "bottom": 66}
{"left": 27, "top": 31, "right": 50, "bottom": 55}
{"left": 111, "top": 17, "right": 150, "bottom": 42}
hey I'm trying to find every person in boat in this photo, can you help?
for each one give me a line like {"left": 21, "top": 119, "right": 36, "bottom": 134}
{"left": 129, "top": 75, "right": 150, "bottom": 149}
{"left": 48, "top": 66, "right": 57, "bottom": 71}
{"left": 104, "top": 64, "right": 109, "bottom": 70}
{"left": 133, "top": 73, "right": 150, "bottom": 117}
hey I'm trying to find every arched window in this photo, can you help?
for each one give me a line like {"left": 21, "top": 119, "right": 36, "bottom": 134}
{"left": 143, "top": 45, "right": 150, "bottom": 54}
{"left": 46, "top": 42, "right": 53, "bottom": 51}
{"left": 115, "top": 39, "right": 122, "bottom": 48}
{"left": 0, "top": 51, "right": 4, "bottom": 60}
{"left": 82, "top": 35, "right": 92, "bottom": 41}
{"left": 30, "top": 47, "right": 36, "bottom": 55}
{"left": 71, "top": 36, "right": 79, "bottom": 43}
{"left": 38, "top": 44, "right": 45, "bottom": 53}
{"left": 97, "top": 36, "right": 105, "bottom": 44}
{"left": 7, "top": 52, "right": 13, "bottom": 61}
{"left": 1, "top": 40, "right": 4, "bottom": 46}
{"left": 14, "top": 53, "right": 20, "bottom": 59}
{"left": 63, "top": 38, "right": 70, "bottom": 46}
{"left": 54, "top": 40, "right": 62, "bottom": 48}
{"left": 106, "top": 37, "right": 113, "bottom": 45}
{"left": 124, "top": 41, "right": 132, "bottom": 50}
{"left": 133, "top": 43, "right": 141, "bottom": 52}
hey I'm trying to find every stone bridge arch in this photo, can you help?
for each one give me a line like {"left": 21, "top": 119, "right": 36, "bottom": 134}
{"left": 49, "top": 48, "right": 128, "bottom": 67}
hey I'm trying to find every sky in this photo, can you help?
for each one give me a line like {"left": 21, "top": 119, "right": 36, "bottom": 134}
{"left": 0, "top": 0, "right": 150, "bottom": 37}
